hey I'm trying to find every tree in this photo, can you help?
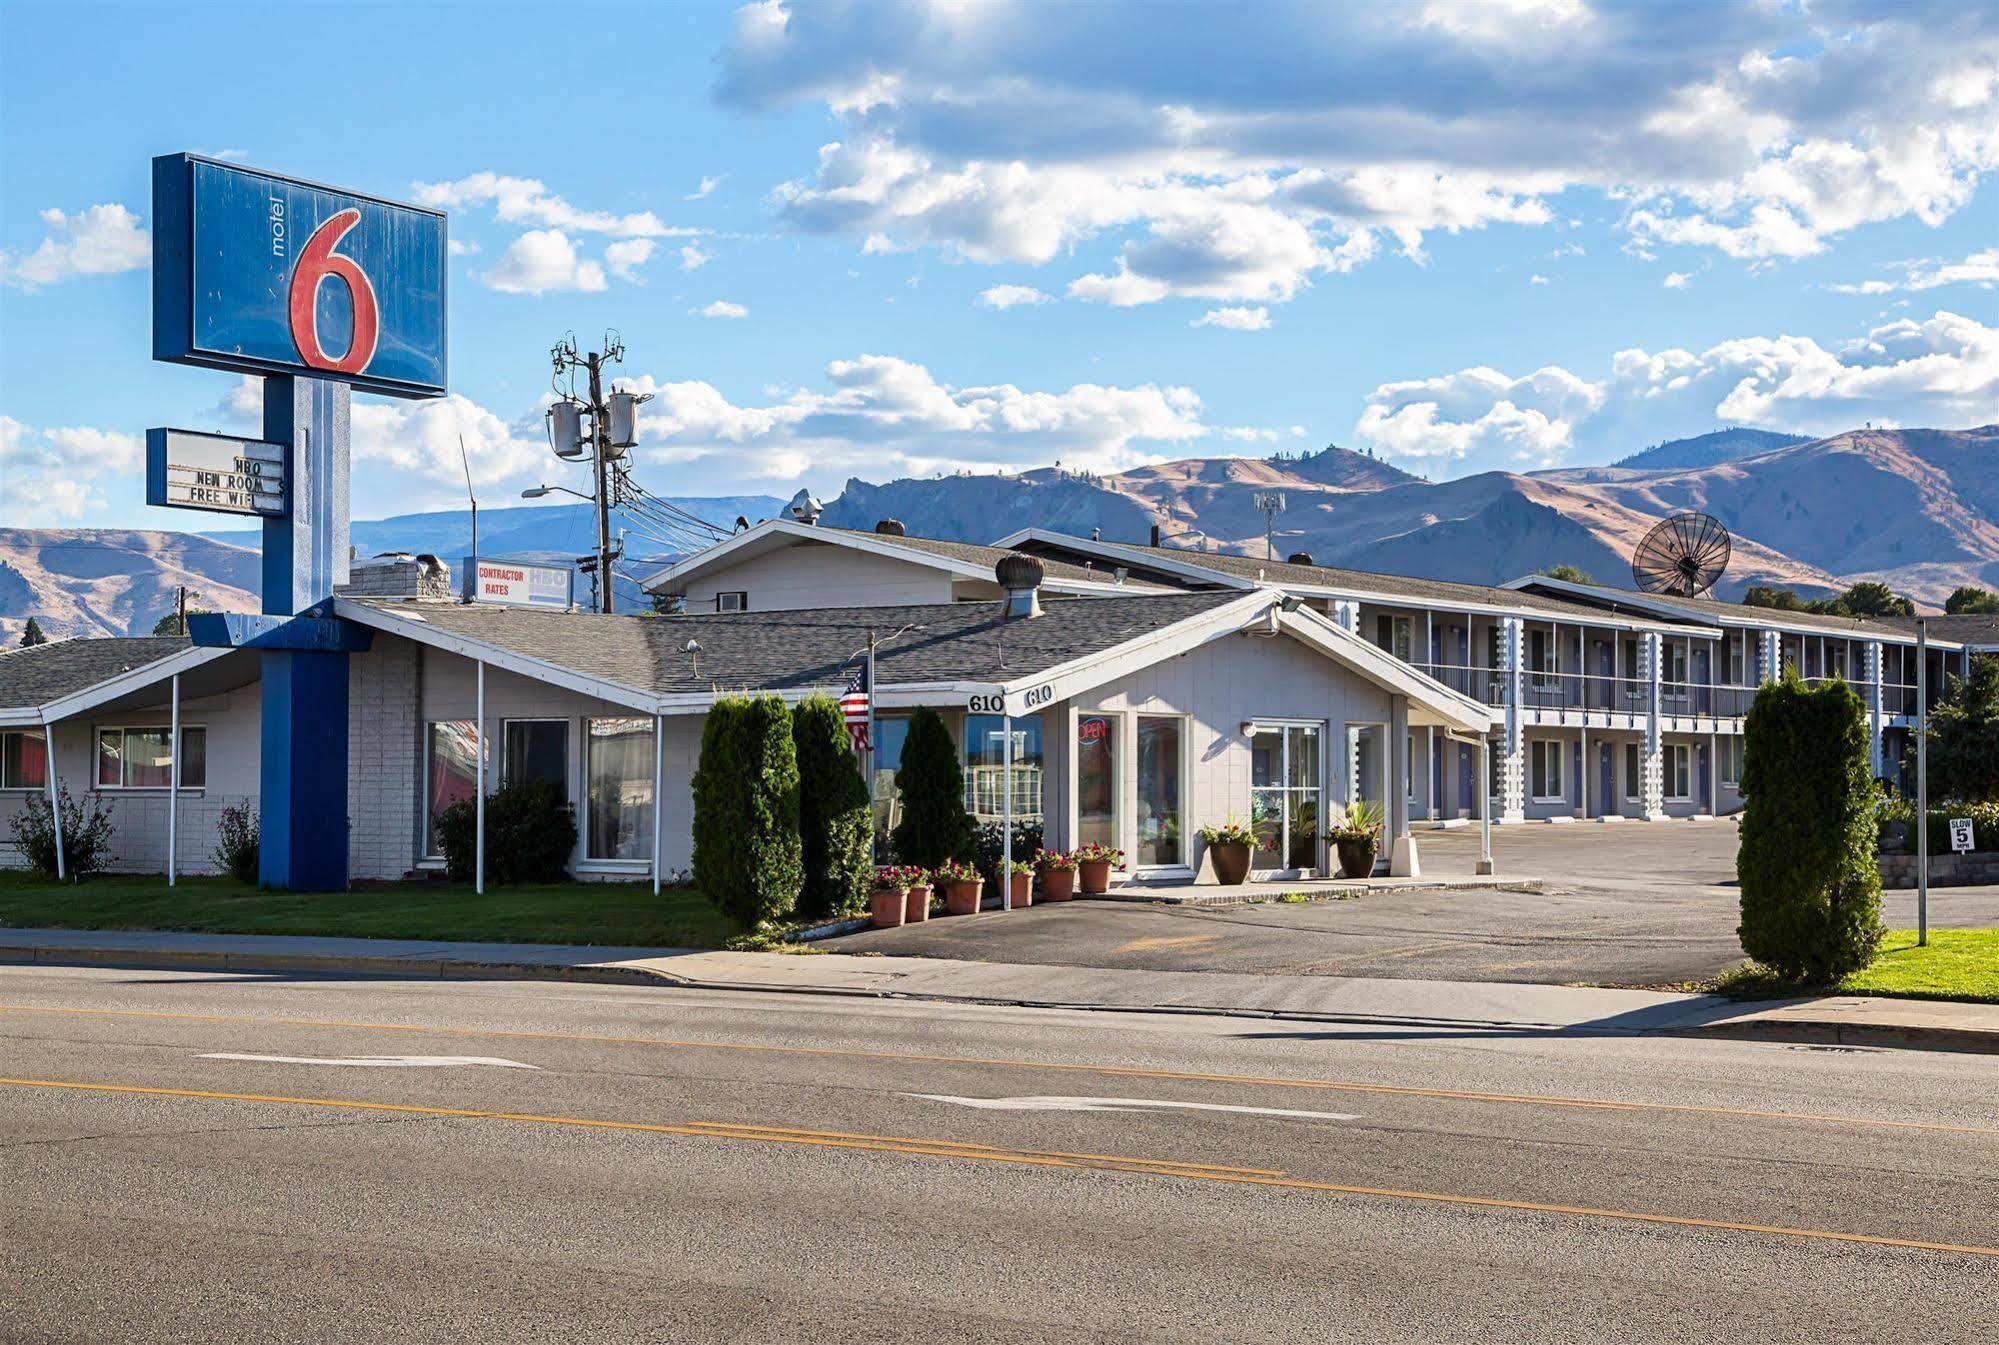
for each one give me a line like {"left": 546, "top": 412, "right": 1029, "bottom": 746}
{"left": 1928, "top": 654, "right": 1999, "bottom": 802}
{"left": 18, "top": 617, "right": 48, "bottom": 647}
{"left": 691, "top": 694, "right": 803, "bottom": 929}
{"left": 1835, "top": 581, "right": 1914, "bottom": 618}
{"left": 1737, "top": 670, "right": 1883, "bottom": 984}
{"left": 152, "top": 607, "right": 212, "bottom": 637}
{"left": 890, "top": 706, "right": 974, "bottom": 869}
{"left": 1741, "top": 585, "right": 1807, "bottom": 611}
{"left": 1945, "top": 586, "right": 1999, "bottom": 615}
{"left": 1540, "top": 564, "right": 1594, "bottom": 584}
{"left": 791, "top": 695, "right": 873, "bottom": 921}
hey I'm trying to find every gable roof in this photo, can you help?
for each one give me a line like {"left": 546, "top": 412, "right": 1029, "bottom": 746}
{"left": 1891, "top": 613, "right": 1999, "bottom": 649}
{"left": 1506, "top": 575, "right": 1958, "bottom": 646}
{"left": 993, "top": 528, "right": 1705, "bottom": 633}
{"left": 641, "top": 519, "right": 1160, "bottom": 597}
{"left": 0, "top": 636, "right": 248, "bottom": 728}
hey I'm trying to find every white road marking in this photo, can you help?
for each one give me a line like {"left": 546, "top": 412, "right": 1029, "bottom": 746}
{"left": 905, "top": 1094, "right": 1358, "bottom": 1122}
{"left": 197, "top": 1054, "right": 539, "bottom": 1070}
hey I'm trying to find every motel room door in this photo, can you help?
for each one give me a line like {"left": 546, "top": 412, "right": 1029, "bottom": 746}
{"left": 1598, "top": 744, "right": 1615, "bottom": 817}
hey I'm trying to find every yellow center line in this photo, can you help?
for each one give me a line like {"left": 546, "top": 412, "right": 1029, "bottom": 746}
{"left": 2, "top": 1001, "right": 1993, "bottom": 1138}
{"left": 2, "top": 1075, "right": 1993, "bottom": 1261}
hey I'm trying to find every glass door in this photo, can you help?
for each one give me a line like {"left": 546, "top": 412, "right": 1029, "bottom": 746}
{"left": 1250, "top": 723, "right": 1322, "bottom": 874}
{"left": 1135, "top": 716, "right": 1184, "bottom": 867}
{"left": 1076, "top": 713, "right": 1118, "bottom": 850}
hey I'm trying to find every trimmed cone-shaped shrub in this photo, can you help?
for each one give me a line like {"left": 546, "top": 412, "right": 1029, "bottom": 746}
{"left": 793, "top": 694, "right": 873, "bottom": 921}
{"left": 890, "top": 706, "right": 973, "bottom": 869}
{"left": 1738, "top": 670, "right": 1883, "bottom": 984}
{"left": 693, "top": 694, "right": 804, "bottom": 929}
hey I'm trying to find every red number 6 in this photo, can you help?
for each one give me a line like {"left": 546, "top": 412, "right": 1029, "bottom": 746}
{"left": 288, "top": 208, "right": 380, "bottom": 375}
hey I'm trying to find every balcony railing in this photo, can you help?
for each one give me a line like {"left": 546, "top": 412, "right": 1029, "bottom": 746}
{"left": 1408, "top": 659, "right": 1924, "bottom": 720}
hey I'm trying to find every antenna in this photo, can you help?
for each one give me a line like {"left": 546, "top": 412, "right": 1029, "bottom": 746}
{"left": 458, "top": 435, "right": 477, "bottom": 603}
{"left": 1631, "top": 512, "right": 1732, "bottom": 597}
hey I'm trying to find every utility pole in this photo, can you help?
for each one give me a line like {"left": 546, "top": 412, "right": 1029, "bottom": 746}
{"left": 546, "top": 334, "right": 646, "bottom": 615}
{"left": 586, "top": 350, "right": 613, "bottom": 613}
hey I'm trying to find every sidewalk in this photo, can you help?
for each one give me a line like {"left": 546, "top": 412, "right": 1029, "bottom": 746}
{"left": 4, "top": 925, "right": 1995, "bottom": 1053}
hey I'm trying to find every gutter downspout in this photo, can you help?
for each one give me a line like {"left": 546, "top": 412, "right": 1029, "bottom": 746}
{"left": 475, "top": 659, "right": 486, "bottom": 896}
{"left": 168, "top": 673, "right": 180, "bottom": 887}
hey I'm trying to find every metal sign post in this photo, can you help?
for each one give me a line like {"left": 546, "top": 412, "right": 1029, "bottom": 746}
{"left": 152, "top": 153, "right": 447, "bottom": 892}
{"left": 1916, "top": 618, "right": 1928, "bottom": 947}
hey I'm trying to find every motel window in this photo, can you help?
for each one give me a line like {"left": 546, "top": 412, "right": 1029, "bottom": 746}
{"left": 425, "top": 721, "right": 479, "bottom": 857}
{"left": 963, "top": 714, "right": 1044, "bottom": 824}
{"left": 1720, "top": 737, "right": 1743, "bottom": 788}
{"left": 1, "top": 730, "right": 47, "bottom": 790}
{"left": 586, "top": 717, "right": 655, "bottom": 862}
{"left": 1135, "top": 715, "right": 1185, "bottom": 868}
{"left": 869, "top": 716, "right": 911, "bottom": 846}
{"left": 1664, "top": 642, "right": 1689, "bottom": 690}
{"left": 1624, "top": 743, "right": 1640, "bottom": 801}
{"left": 1726, "top": 633, "right": 1746, "bottom": 685}
{"left": 1375, "top": 615, "right": 1413, "bottom": 663}
{"left": 1528, "top": 629, "right": 1554, "bottom": 683}
{"left": 715, "top": 591, "right": 748, "bottom": 613}
{"left": 1666, "top": 744, "right": 1692, "bottom": 800}
{"left": 1076, "top": 713, "right": 1120, "bottom": 854}
{"left": 95, "top": 726, "right": 205, "bottom": 789}
{"left": 502, "top": 719, "right": 570, "bottom": 804}
{"left": 1529, "top": 739, "right": 1565, "bottom": 803}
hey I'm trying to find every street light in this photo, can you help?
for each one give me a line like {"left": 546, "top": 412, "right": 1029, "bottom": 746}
{"left": 521, "top": 484, "right": 595, "bottom": 502}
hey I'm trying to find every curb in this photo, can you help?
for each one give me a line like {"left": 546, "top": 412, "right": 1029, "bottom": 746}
{"left": 1677, "top": 1016, "right": 1999, "bottom": 1056}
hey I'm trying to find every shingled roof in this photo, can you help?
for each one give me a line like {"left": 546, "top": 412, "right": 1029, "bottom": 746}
{"left": 341, "top": 590, "right": 1248, "bottom": 699}
{"left": 0, "top": 637, "right": 190, "bottom": 710}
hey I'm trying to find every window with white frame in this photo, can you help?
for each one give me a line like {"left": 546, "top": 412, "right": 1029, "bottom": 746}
{"left": 586, "top": 717, "right": 655, "bottom": 862}
{"left": 1666, "top": 743, "right": 1692, "bottom": 799}
{"left": 1624, "top": 743, "right": 1640, "bottom": 801}
{"left": 95, "top": 726, "right": 205, "bottom": 789}
{"left": 1, "top": 729, "right": 48, "bottom": 790}
{"left": 1528, "top": 628, "right": 1555, "bottom": 684}
{"left": 1529, "top": 739, "right": 1565, "bottom": 802}
{"left": 425, "top": 721, "right": 478, "bottom": 857}
{"left": 1375, "top": 614, "right": 1413, "bottom": 663}
{"left": 715, "top": 591, "right": 748, "bottom": 613}
{"left": 1726, "top": 633, "right": 1745, "bottom": 685}
{"left": 1719, "top": 736, "right": 1743, "bottom": 788}
{"left": 1664, "top": 642, "right": 1689, "bottom": 692}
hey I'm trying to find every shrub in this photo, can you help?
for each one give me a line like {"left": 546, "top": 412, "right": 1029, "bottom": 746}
{"left": 1878, "top": 797, "right": 1999, "bottom": 854}
{"left": 692, "top": 693, "right": 803, "bottom": 930}
{"left": 890, "top": 707, "right": 973, "bottom": 869}
{"left": 213, "top": 802, "right": 260, "bottom": 884}
{"left": 1035, "top": 848, "right": 1077, "bottom": 873}
{"left": 8, "top": 781, "right": 114, "bottom": 878}
{"left": 1198, "top": 819, "right": 1257, "bottom": 847}
{"left": 1928, "top": 654, "right": 1998, "bottom": 803}
{"left": 1738, "top": 670, "right": 1883, "bottom": 984}
{"left": 1074, "top": 841, "right": 1124, "bottom": 866}
{"left": 792, "top": 695, "right": 874, "bottom": 921}
{"left": 973, "top": 818, "right": 1043, "bottom": 888}
{"left": 434, "top": 779, "right": 578, "bottom": 885}
{"left": 931, "top": 856, "right": 981, "bottom": 886}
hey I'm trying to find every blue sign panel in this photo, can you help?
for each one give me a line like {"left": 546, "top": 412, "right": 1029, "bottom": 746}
{"left": 153, "top": 154, "right": 447, "bottom": 399}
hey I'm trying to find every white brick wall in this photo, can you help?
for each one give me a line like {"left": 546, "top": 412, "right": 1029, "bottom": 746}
{"left": 348, "top": 633, "right": 422, "bottom": 880}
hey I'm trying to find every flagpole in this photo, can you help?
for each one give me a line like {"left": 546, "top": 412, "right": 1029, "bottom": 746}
{"left": 866, "top": 631, "right": 878, "bottom": 789}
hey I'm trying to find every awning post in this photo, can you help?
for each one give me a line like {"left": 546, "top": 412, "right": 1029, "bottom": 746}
{"left": 168, "top": 672, "right": 180, "bottom": 887}
{"left": 475, "top": 659, "right": 486, "bottom": 897}
{"left": 43, "top": 718, "right": 64, "bottom": 882}
{"left": 652, "top": 713, "right": 663, "bottom": 896}
{"left": 1477, "top": 738, "right": 1495, "bottom": 876}
{"left": 1001, "top": 710, "right": 1014, "bottom": 911}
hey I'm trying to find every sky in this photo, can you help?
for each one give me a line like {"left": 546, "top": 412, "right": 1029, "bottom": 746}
{"left": 1, "top": 0, "right": 1996, "bottom": 533}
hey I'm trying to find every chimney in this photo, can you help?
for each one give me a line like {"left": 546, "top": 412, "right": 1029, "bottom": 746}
{"left": 338, "top": 552, "right": 452, "bottom": 601}
{"left": 874, "top": 518, "right": 906, "bottom": 536}
{"left": 995, "top": 553, "right": 1045, "bottom": 620}
{"left": 1150, "top": 524, "right": 1162, "bottom": 547}
{"left": 1286, "top": 551, "right": 1315, "bottom": 566}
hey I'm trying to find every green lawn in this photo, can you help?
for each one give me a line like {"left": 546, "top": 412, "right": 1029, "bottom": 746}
{"left": 1840, "top": 928, "right": 1999, "bottom": 1005}
{"left": 0, "top": 870, "right": 735, "bottom": 949}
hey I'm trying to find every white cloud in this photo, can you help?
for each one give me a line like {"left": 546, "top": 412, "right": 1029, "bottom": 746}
{"left": 447, "top": 239, "right": 481, "bottom": 257}
{"left": 685, "top": 174, "right": 727, "bottom": 200}
{"left": 1353, "top": 309, "right": 1999, "bottom": 475}
{"left": 1193, "top": 305, "right": 1270, "bottom": 331}
{"left": 604, "top": 238, "right": 657, "bottom": 281}
{"left": 0, "top": 204, "right": 149, "bottom": 288}
{"left": 1529, "top": 274, "right": 1550, "bottom": 286}
{"left": 1663, "top": 271, "right": 1693, "bottom": 289}
{"left": 678, "top": 243, "right": 713, "bottom": 270}
{"left": 0, "top": 415, "right": 143, "bottom": 523}
{"left": 1829, "top": 248, "right": 1999, "bottom": 295}
{"left": 699, "top": 300, "right": 749, "bottom": 319}
{"left": 977, "top": 283, "right": 1054, "bottom": 309}
{"left": 721, "top": 3, "right": 1999, "bottom": 290}
{"left": 349, "top": 393, "right": 546, "bottom": 488}
{"left": 412, "top": 172, "right": 699, "bottom": 238}
{"left": 481, "top": 230, "right": 607, "bottom": 293}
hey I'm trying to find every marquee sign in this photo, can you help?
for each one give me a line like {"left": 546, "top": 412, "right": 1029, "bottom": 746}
{"left": 463, "top": 557, "right": 574, "bottom": 609}
{"left": 152, "top": 154, "right": 447, "bottom": 399}
{"left": 145, "top": 428, "right": 286, "bottom": 517}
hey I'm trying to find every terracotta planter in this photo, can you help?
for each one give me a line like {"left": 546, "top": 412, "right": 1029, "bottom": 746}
{"left": 944, "top": 878, "right": 984, "bottom": 915}
{"left": 1008, "top": 872, "right": 1033, "bottom": 908}
{"left": 1040, "top": 868, "right": 1076, "bottom": 901}
{"left": 904, "top": 883, "right": 933, "bottom": 922}
{"left": 869, "top": 887, "right": 906, "bottom": 929}
{"left": 1079, "top": 860, "right": 1112, "bottom": 895}
{"left": 1335, "top": 840, "right": 1378, "bottom": 880}
{"left": 1209, "top": 841, "right": 1252, "bottom": 886}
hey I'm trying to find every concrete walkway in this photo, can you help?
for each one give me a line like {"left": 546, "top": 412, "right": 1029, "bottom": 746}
{"left": 4, "top": 925, "right": 1995, "bottom": 1053}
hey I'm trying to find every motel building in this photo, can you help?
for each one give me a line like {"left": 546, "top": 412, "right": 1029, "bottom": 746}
{"left": 1, "top": 550, "right": 1493, "bottom": 888}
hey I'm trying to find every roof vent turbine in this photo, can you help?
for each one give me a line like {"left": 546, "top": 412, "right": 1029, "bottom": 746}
{"left": 995, "top": 553, "right": 1045, "bottom": 620}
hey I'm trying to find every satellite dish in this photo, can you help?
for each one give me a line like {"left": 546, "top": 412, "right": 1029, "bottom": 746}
{"left": 1632, "top": 511, "right": 1731, "bottom": 597}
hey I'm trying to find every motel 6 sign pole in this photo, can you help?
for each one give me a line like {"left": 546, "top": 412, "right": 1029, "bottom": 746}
{"left": 151, "top": 154, "right": 447, "bottom": 891}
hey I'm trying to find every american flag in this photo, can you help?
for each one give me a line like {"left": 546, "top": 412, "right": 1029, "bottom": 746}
{"left": 840, "top": 661, "right": 871, "bottom": 752}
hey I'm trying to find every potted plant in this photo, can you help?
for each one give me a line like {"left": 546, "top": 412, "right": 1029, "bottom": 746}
{"left": 934, "top": 857, "right": 984, "bottom": 915}
{"left": 1004, "top": 858, "right": 1035, "bottom": 909}
{"left": 869, "top": 866, "right": 908, "bottom": 929}
{"left": 895, "top": 866, "right": 933, "bottom": 923}
{"left": 1074, "top": 842, "right": 1123, "bottom": 895}
{"left": 1037, "top": 849, "right": 1078, "bottom": 902}
{"left": 1197, "top": 818, "right": 1257, "bottom": 886}
{"left": 1328, "top": 798, "right": 1383, "bottom": 880}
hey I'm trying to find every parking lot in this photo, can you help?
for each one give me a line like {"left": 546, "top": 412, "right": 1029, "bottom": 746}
{"left": 835, "top": 821, "right": 1999, "bottom": 986}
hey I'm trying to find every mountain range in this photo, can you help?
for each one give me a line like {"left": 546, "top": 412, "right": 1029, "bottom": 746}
{"left": 3, "top": 426, "right": 1993, "bottom": 641}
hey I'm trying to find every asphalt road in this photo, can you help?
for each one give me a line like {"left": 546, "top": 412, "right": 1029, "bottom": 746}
{"left": 4, "top": 965, "right": 1997, "bottom": 1342}
{"left": 837, "top": 822, "right": 1999, "bottom": 985}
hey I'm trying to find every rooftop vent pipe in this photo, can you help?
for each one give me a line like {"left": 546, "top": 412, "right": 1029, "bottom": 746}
{"left": 995, "top": 553, "right": 1045, "bottom": 620}
{"left": 875, "top": 518, "right": 906, "bottom": 536}
{"left": 1287, "top": 551, "right": 1315, "bottom": 566}
{"left": 786, "top": 488, "right": 824, "bottom": 525}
